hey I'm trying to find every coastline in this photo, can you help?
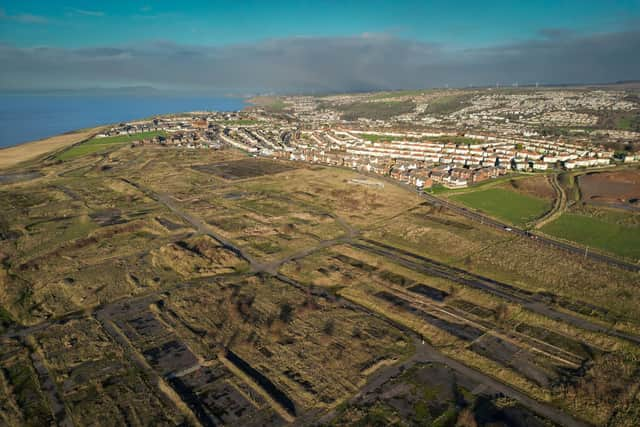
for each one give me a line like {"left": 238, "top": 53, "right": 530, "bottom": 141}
{"left": 0, "top": 94, "right": 248, "bottom": 151}
{"left": 0, "top": 127, "right": 101, "bottom": 170}
{"left": 0, "top": 96, "right": 249, "bottom": 170}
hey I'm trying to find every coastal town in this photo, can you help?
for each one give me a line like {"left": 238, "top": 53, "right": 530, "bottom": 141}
{"left": 99, "top": 87, "right": 640, "bottom": 189}
{"left": 3, "top": 86, "right": 640, "bottom": 427}
{"left": 4, "top": 2, "right": 640, "bottom": 426}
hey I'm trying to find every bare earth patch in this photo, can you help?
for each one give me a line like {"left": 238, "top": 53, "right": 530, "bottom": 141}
{"left": 579, "top": 170, "right": 640, "bottom": 207}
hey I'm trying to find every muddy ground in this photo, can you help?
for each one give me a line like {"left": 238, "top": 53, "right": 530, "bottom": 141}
{"left": 579, "top": 169, "right": 640, "bottom": 208}
{"left": 330, "top": 362, "right": 556, "bottom": 427}
{"left": 192, "top": 158, "right": 297, "bottom": 180}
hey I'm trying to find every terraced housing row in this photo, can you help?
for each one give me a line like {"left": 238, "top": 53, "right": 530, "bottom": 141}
{"left": 103, "top": 114, "right": 638, "bottom": 189}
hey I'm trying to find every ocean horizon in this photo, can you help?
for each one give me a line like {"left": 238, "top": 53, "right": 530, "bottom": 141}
{"left": 0, "top": 94, "right": 247, "bottom": 149}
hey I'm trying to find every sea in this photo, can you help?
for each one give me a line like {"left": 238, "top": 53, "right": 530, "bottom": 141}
{"left": 0, "top": 95, "right": 247, "bottom": 148}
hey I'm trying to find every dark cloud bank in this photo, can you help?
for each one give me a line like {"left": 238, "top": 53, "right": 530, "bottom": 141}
{"left": 1, "top": 29, "right": 639, "bottom": 94}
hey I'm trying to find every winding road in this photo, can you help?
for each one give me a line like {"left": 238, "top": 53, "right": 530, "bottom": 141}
{"left": 420, "top": 191, "right": 640, "bottom": 272}
{"left": 2, "top": 171, "right": 629, "bottom": 427}
{"left": 350, "top": 168, "right": 639, "bottom": 272}
{"left": 533, "top": 173, "right": 567, "bottom": 229}
{"left": 127, "top": 176, "right": 609, "bottom": 426}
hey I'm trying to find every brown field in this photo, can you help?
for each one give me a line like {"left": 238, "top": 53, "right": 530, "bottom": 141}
{"left": 364, "top": 204, "right": 640, "bottom": 326}
{"left": 501, "top": 175, "right": 556, "bottom": 200}
{"left": 0, "top": 128, "right": 100, "bottom": 170}
{"left": 192, "top": 158, "right": 297, "bottom": 180}
{"left": 579, "top": 169, "right": 640, "bottom": 208}
{"left": 280, "top": 244, "right": 640, "bottom": 425}
{"left": 2, "top": 138, "right": 640, "bottom": 426}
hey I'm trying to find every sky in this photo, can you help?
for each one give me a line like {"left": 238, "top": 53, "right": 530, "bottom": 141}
{"left": 1, "top": 1, "right": 639, "bottom": 93}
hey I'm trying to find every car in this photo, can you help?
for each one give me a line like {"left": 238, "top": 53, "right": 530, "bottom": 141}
{"left": 504, "top": 227, "right": 513, "bottom": 232}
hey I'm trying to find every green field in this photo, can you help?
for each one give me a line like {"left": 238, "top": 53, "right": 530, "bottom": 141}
{"left": 541, "top": 213, "right": 640, "bottom": 260}
{"left": 369, "top": 89, "right": 428, "bottom": 99}
{"left": 450, "top": 187, "right": 551, "bottom": 226}
{"left": 424, "top": 94, "right": 473, "bottom": 115}
{"left": 336, "top": 100, "right": 416, "bottom": 121}
{"left": 56, "top": 131, "right": 166, "bottom": 160}
{"left": 262, "top": 100, "right": 289, "bottom": 112}
{"left": 359, "top": 133, "right": 409, "bottom": 142}
{"left": 426, "top": 135, "right": 479, "bottom": 145}
{"left": 358, "top": 133, "right": 479, "bottom": 146}
{"left": 596, "top": 110, "right": 640, "bottom": 132}
{"left": 220, "top": 119, "right": 260, "bottom": 126}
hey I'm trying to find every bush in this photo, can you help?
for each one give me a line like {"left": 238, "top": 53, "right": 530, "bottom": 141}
{"left": 279, "top": 302, "right": 295, "bottom": 323}
{"left": 323, "top": 319, "right": 335, "bottom": 335}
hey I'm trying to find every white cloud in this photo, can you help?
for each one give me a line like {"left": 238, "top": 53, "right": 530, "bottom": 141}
{"left": 66, "top": 7, "right": 105, "bottom": 17}
{"left": 0, "top": 8, "right": 48, "bottom": 24}
{"left": 0, "top": 31, "right": 638, "bottom": 92}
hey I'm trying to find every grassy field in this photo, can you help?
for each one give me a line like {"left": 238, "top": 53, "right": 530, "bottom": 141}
{"left": 56, "top": 131, "right": 165, "bottom": 160}
{"left": 357, "top": 133, "right": 480, "bottom": 146}
{"left": 359, "top": 134, "right": 483, "bottom": 146}
{"left": 358, "top": 133, "right": 412, "bottom": 142}
{"left": 246, "top": 96, "right": 290, "bottom": 112}
{"left": 596, "top": 110, "right": 640, "bottom": 132}
{"left": 424, "top": 94, "right": 473, "bottom": 115}
{"left": 368, "top": 89, "right": 429, "bottom": 99}
{"left": 0, "top": 129, "right": 98, "bottom": 169}
{"left": 336, "top": 100, "right": 416, "bottom": 121}
{"left": 428, "top": 174, "right": 527, "bottom": 196}
{"left": 426, "top": 135, "right": 480, "bottom": 145}
{"left": 220, "top": 119, "right": 260, "bottom": 126}
{"left": 3, "top": 133, "right": 640, "bottom": 425}
{"left": 541, "top": 213, "right": 640, "bottom": 260}
{"left": 450, "top": 187, "right": 551, "bottom": 226}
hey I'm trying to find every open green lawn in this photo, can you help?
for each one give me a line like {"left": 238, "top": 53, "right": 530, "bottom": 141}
{"left": 220, "top": 119, "right": 259, "bottom": 126}
{"left": 616, "top": 113, "right": 640, "bottom": 131}
{"left": 358, "top": 134, "right": 478, "bottom": 145}
{"left": 336, "top": 100, "right": 416, "bottom": 121}
{"left": 426, "top": 136, "right": 479, "bottom": 145}
{"left": 369, "top": 89, "right": 428, "bottom": 99}
{"left": 541, "top": 213, "right": 640, "bottom": 260}
{"left": 450, "top": 187, "right": 550, "bottom": 226}
{"left": 424, "top": 94, "right": 473, "bottom": 115}
{"left": 262, "top": 100, "right": 289, "bottom": 112}
{"left": 57, "top": 131, "right": 166, "bottom": 160}
{"left": 359, "top": 133, "right": 408, "bottom": 142}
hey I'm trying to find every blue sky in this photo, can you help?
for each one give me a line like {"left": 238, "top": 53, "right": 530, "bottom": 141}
{"left": 1, "top": 1, "right": 639, "bottom": 92}
{"left": 2, "top": 0, "right": 638, "bottom": 48}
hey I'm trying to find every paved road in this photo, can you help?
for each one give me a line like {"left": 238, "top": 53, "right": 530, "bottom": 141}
{"left": 0, "top": 167, "right": 614, "bottom": 427}
{"left": 280, "top": 272, "right": 592, "bottom": 427}
{"left": 128, "top": 174, "right": 640, "bottom": 347}
{"left": 121, "top": 178, "right": 260, "bottom": 266}
{"left": 353, "top": 239, "right": 640, "bottom": 346}
{"left": 123, "top": 177, "right": 366, "bottom": 277}
{"left": 312, "top": 339, "right": 593, "bottom": 427}
{"left": 354, "top": 169, "right": 639, "bottom": 272}
{"left": 415, "top": 337, "right": 592, "bottom": 427}
{"left": 420, "top": 192, "right": 640, "bottom": 273}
